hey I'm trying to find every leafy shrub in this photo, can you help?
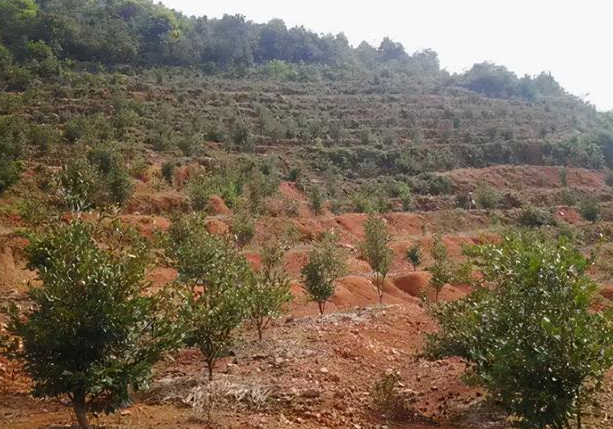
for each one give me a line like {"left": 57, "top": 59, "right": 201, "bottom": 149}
{"left": 55, "top": 159, "right": 99, "bottom": 212}
{"left": 411, "top": 173, "right": 453, "bottom": 196}
{"left": 245, "top": 239, "right": 292, "bottom": 340}
{"left": 428, "top": 235, "right": 451, "bottom": 301}
{"left": 56, "top": 150, "right": 134, "bottom": 211}
{"left": 560, "top": 188, "right": 577, "bottom": 206}
{"left": 371, "top": 371, "right": 417, "bottom": 422}
{"left": 309, "top": 185, "right": 325, "bottom": 215}
{"left": 167, "top": 215, "right": 254, "bottom": 380}
{"left": 397, "top": 183, "right": 412, "bottom": 211}
{"left": 188, "top": 172, "right": 240, "bottom": 211}
{"left": 351, "top": 191, "right": 376, "bottom": 213}
{"left": 426, "top": 235, "right": 613, "bottom": 429}
{"left": 105, "top": 167, "right": 134, "bottom": 205}
{"left": 475, "top": 182, "right": 499, "bottom": 210}
{"left": 605, "top": 168, "right": 613, "bottom": 187}
{"left": 231, "top": 199, "right": 255, "bottom": 248}
{"left": 517, "top": 206, "right": 554, "bottom": 228}
{"left": 0, "top": 115, "right": 25, "bottom": 194}
{"left": 161, "top": 161, "right": 176, "bottom": 185}
{"left": 5, "top": 221, "right": 176, "bottom": 429}
{"left": 360, "top": 213, "right": 393, "bottom": 304}
{"left": 0, "top": 158, "right": 21, "bottom": 194}
{"left": 243, "top": 167, "right": 279, "bottom": 214}
{"left": 63, "top": 115, "right": 91, "bottom": 144}
{"left": 301, "top": 233, "right": 346, "bottom": 314}
{"left": 406, "top": 243, "right": 422, "bottom": 271}
{"left": 580, "top": 198, "right": 600, "bottom": 223}
{"left": 559, "top": 167, "right": 568, "bottom": 187}
{"left": 287, "top": 167, "right": 301, "bottom": 182}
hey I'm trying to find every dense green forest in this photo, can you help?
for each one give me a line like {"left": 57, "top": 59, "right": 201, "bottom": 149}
{"left": 0, "top": 0, "right": 595, "bottom": 103}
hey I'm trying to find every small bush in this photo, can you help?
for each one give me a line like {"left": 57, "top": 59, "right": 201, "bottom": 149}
{"left": 475, "top": 182, "right": 499, "bottom": 210}
{"left": 0, "top": 158, "right": 21, "bottom": 194}
{"left": 411, "top": 173, "right": 453, "bottom": 196}
{"left": 55, "top": 159, "right": 99, "bottom": 212}
{"left": 161, "top": 161, "right": 176, "bottom": 185}
{"left": 167, "top": 215, "right": 254, "bottom": 381}
{"left": 55, "top": 150, "right": 134, "bottom": 211}
{"left": 6, "top": 221, "right": 176, "bottom": 429}
{"left": 580, "top": 198, "right": 600, "bottom": 223}
{"left": 605, "top": 168, "right": 613, "bottom": 187}
{"left": 287, "top": 167, "right": 301, "bottom": 182}
{"left": 517, "top": 206, "right": 553, "bottom": 228}
{"left": 309, "top": 185, "right": 325, "bottom": 215}
{"left": 245, "top": 239, "right": 292, "bottom": 340}
{"left": 188, "top": 172, "right": 240, "bottom": 212}
{"left": 560, "top": 188, "right": 577, "bottom": 206}
{"left": 406, "top": 243, "right": 422, "bottom": 271}
{"left": 559, "top": 166, "right": 568, "bottom": 187}
{"left": 371, "top": 371, "right": 417, "bottom": 422}
{"left": 426, "top": 235, "right": 613, "bottom": 429}
{"left": 428, "top": 235, "right": 451, "bottom": 301}
{"left": 231, "top": 200, "right": 255, "bottom": 248}
{"left": 63, "top": 115, "right": 90, "bottom": 144}
{"left": 360, "top": 213, "right": 393, "bottom": 304}
{"left": 301, "top": 233, "right": 346, "bottom": 314}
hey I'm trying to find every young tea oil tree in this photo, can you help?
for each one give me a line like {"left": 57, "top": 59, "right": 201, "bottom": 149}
{"left": 425, "top": 234, "right": 613, "bottom": 429}
{"left": 406, "top": 243, "right": 422, "bottom": 271}
{"left": 167, "top": 214, "right": 254, "bottom": 380}
{"left": 301, "top": 232, "right": 346, "bottom": 315}
{"left": 428, "top": 235, "right": 450, "bottom": 302}
{"left": 245, "top": 239, "right": 292, "bottom": 340}
{"left": 5, "top": 220, "right": 176, "bottom": 429}
{"left": 309, "top": 184, "right": 325, "bottom": 215}
{"left": 579, "top": 198, "right": 600, "bottom": 223}
{"left": 360, "top": 213, "right": 393, "bottom": 304}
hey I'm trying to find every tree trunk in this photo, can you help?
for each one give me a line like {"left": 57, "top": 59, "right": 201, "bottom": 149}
{"left": 318, "top": 301, "right": 325, "bottom": 315}
{"left": 207, "top": 359, "right": 214, "bottom": 381}
{"left": 257, "top": 322, "right": 263, "bottom": 341}
{"left": 72, "top": 392, "right": 90, "bottom": 429}
{"left": 576, "top": 392, "right": 582, "bottom": 429}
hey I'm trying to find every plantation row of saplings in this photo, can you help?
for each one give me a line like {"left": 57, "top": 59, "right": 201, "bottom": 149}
{"left": 2, "top": 206, "right": 612, "bottom": 429}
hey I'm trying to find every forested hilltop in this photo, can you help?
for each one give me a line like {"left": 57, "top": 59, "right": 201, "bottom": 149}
{"left": 0, "top": 0, "right": 605, "bottom": 103}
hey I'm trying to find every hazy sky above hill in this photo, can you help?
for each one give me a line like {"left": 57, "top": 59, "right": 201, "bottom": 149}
{"left": 161, "top": 0, "right": 613, "bottom": 111}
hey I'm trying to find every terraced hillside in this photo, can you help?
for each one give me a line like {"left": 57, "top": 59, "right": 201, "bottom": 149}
{"left": 2, "top": 1, "right": 613, "bottom": 429}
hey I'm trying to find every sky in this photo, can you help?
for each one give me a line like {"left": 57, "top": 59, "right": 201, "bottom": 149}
{"left": 161, "top": 0, "right": 613, "bottom": 111}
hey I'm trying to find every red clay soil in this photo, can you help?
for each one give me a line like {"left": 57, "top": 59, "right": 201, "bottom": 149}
{"left": 279, "top": 181, "right": 307, "bottom": 202}
{"left": 126, "top": 186, "right": 187, "bottom": 215}
{"left": 446, "top": 165, "right": 606, "bottom": 192}
{"left": 392, "top": 272, "right": 468, "bottom": 303}
{"left": 552, "top": 206, "right": 583, "bottom": 224}
{"left": 118, "top": 214, "right": 171, "bottom": 236}
{"left": 1, "top": 305, "right": 496, "bottom": 429}
{"left": 0, "top": 238, "right": 35, "bottom": 295}
{"left": 207, "top": 194, "right": 232, "bottom": 216}
{"left": 205, "top": 218, "right": 230, "bottom": 236}
{"left": 600, "top": 285, "right": 613, "bottom": 301}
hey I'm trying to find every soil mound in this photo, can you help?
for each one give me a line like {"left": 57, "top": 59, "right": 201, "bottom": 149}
{"left": 207, "top": 195, "right": 232, "bottom": 216}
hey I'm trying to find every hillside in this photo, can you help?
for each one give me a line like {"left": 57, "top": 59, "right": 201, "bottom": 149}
{"left": 2, "top": 1, "right": 613, "bottom": 429}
